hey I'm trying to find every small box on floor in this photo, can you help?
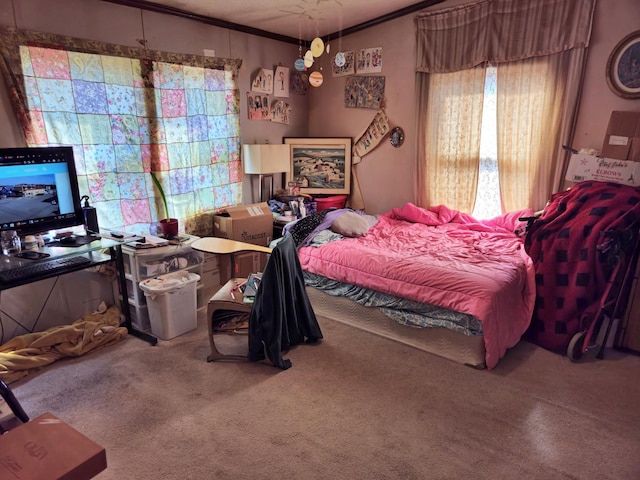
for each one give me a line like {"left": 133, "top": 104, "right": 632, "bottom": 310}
{"left": 0, "top": 412, "right": 107, "bottom": 480}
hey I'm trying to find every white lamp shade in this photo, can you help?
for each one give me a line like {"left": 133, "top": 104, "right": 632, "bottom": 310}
{"left": 242, "top": 144, "right": 290, "bottom": 174}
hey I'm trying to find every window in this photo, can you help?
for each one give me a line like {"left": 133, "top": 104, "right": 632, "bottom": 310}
{"left": 472, "top": 66, "right": 501, "bottom": 220}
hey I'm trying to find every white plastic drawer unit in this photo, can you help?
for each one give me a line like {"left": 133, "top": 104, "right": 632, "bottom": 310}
{"left": 135, "top": 250, "right": 203, "bottom": 279}
{"left": 122, "top": 236, "right": 204, "bottom": 282}
{"left": 116, "top": 235, "right": 205, "bottom": 333}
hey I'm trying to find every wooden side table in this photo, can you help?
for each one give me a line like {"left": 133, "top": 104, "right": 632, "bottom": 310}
{"left": 205, "top": 278, "right": 253, "bottom": 361}
{"left": 191, "top": 238, "right": 272, "bottom": 362}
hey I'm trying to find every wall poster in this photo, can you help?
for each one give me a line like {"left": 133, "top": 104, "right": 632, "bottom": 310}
{"left": 354, "top": 110, "right": 391, "bottom": 157}
{"left": 290, "top": 71, "right": 309, "bottom": 96}
{"left": 331, "top": 51, "right": 355, "bottom": 77}
{"left": 247, "top": 93, "right": 270, "bottom": 120}
{"left": 250, "top": 68, "right": 274, "bottom": 94}
{"left": 270, "top": 99, "right": 291, "bottom": 124}
{"left": 344, "top": 76, "right": 385, "bottom": 109}
{"left": 274, "top": 66, "right": 290, "bottom": 98}
{"left": 356, "top": 47, "right": 382, "bottom": 74}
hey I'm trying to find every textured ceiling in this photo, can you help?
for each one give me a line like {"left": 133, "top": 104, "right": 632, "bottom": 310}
{"left": 115, "top": 0, "right": 442, "bottom": 42}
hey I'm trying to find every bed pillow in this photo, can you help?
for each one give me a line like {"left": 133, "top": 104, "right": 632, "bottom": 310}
{"left": 330, "top": 211, "right": 371, "bottom": 237}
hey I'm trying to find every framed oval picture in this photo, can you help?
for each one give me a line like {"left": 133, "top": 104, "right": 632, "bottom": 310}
{"left": 606, "top": 30, "right": 640, "bottom": 99}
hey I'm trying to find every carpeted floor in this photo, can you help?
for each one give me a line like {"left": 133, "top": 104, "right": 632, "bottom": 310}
{"left": 7, "top": 314, "right": 640, "bottom": 480}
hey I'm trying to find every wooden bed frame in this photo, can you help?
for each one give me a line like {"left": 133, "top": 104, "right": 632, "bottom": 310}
{"left": 306, "top": 286, "right": 487, "bottom": 369}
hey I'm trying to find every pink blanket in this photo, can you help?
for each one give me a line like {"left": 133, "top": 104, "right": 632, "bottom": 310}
{"left": 298, "top": 203, "right": 536, "bottom": 369}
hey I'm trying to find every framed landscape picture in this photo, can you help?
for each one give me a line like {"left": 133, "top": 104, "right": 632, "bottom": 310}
{"left": 283, "top": 137, "right": 352, "bottom": 195}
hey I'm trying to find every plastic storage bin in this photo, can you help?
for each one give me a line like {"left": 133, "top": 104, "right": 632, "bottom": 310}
{"left": 139, "top": 271, "right": 200, "bottom": 340}
{"left": 315, "top": 195, "right": 347, "bottom": 211}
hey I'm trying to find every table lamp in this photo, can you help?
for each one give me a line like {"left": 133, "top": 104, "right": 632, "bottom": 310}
{"left": 242, "top": 144, "right": 290, "bottom": 202}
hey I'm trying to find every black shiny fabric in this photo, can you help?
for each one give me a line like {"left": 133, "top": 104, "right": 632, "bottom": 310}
{"left": 248, "top": 234, "right": 323, "bottom": 369}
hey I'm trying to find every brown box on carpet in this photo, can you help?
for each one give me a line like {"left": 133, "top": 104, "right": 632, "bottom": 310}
{"left": 600, "top": 111, "right": 640, "bottom": 162}
{"left": 0, "top": 412, "right": 107, "bottom": 480}
{"left": 218, "top": 251, "right": 267, "bottom": 282}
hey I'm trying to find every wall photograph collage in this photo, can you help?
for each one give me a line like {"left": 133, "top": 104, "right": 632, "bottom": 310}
{"left": 247, "top": 65, "right": 293, "bottom": 124}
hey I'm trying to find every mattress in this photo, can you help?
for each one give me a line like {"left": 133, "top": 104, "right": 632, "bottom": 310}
{"left": 306, "top": 285, "right": 487, "bottom": 369}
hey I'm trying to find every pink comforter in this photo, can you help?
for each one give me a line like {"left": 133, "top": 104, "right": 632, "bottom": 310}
{"left": 298, "top": 203, "right": 536, "bottom": 369}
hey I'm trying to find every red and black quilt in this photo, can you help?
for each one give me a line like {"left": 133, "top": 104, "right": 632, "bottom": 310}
{"left": 524, "top": 181, "right": 640, "bottom": 353}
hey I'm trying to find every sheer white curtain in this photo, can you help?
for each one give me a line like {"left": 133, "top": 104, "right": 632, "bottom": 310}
{"left": 423, "top": 67, "right": 485, "bottom": 212}
{"left": 496, "top": 50, "right": 590, "bottom": 212}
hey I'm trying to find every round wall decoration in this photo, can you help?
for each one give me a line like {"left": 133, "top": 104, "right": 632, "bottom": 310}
{"left": 390, "top": 127, "right": 405, "bottom": 148}
{"left": 310, "top": 37, "right": 325, "bottom": 57}
{"left": 606, "top": 30, "right": 640, "bottom": 99}
{"left": 309, "top": 71, "right": 324, "bottom": 87}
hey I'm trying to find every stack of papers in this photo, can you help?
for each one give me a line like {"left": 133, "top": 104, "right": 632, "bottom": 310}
{"left": 98, "top": 231, "right": 138, "bottom": 241}
{"left": 133, "top": 235, "right": 170, "bottom": 248}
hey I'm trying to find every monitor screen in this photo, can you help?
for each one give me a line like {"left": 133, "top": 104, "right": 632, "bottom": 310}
{"left": 0, "top": 146, "right": 84, "bottom": 237}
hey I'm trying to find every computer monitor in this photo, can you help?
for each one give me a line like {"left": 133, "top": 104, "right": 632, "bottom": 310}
{"left": 0, "top": 146, "right": 85, "bottom": 237}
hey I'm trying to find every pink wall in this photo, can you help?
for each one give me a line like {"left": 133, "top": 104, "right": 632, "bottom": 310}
{"left": 308, "top": 0, "right": 640, "bottom": 214}
{"left": 0, "top": 0, "right": 307, "bottom": 200}
{"left": 1, "top": 0, "right": 639, "bottom": 214}
{"left": 572, "top": 0, "right": 640, "bottom": 150}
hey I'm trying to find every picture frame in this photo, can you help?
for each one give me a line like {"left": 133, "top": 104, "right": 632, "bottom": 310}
{"left": 284, "top": 137, "right": 352, "bottom": 195}
{"left": 606, "top": 30, "right": 640, "bottom": 99}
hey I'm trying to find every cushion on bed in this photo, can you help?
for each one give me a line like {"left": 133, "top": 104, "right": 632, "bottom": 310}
{"left": 330, "top": 211, "right": 371, "bottom": 237}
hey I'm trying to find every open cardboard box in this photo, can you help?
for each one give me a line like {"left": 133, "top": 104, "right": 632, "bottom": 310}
{"left": 213, "top": 202, "right": 273, "bottom": 280}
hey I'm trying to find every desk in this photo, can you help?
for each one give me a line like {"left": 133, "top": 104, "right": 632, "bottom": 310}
{"left": 0, "top": 236, "right": 157, "bottom": 346}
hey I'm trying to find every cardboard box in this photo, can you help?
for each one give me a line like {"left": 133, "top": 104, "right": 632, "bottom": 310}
{"left": 213, "top": 202, "right": 273, "bottom": 247}
{"left": 565, "top": 153, "right": 640, "bottom": 186}
{"left": 0, "top": 412, "right": 107, "bottom": 480}
{"left": 601, "top": 111, "right": 640, "bottom": 162}
{"left": 218, "top": 251, "right": 267, "bottom": 283}
{"left": 213, "top": 203, "right": 273, "bottom": 281}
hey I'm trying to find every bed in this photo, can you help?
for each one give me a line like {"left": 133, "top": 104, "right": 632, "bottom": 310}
{"left": 285, "top": 203, "right": 536, "bottom": 370}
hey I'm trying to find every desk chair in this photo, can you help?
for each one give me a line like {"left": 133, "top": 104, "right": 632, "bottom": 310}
{"left": 192, "top": 234, "right": 323, "bottom": 369}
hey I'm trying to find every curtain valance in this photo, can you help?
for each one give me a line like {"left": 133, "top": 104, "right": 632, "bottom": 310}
{"left": 416, "top": 0, "right": 596, "bottom": 73}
